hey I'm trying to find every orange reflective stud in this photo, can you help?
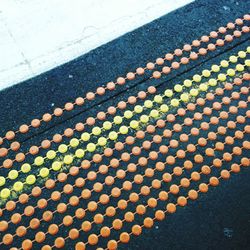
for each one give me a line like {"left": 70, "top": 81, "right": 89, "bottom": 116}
{"left": 188, "top": 189, "right": 198, "bottom": 200}
{"left": 124, "top": 211, "right": 134, "bottom": 222}
{"left": 199, "top": 183, "right": 208, "bottom": 193}
{"left": 221, "top": 170, "right": 230, "bottom": 179}
{"left": 69, "top": 228, "right": 79, "bottom": 240}
{"left": 32, "top": 186, "right": 42, "bottom": 197}
{"left": 170, "top": 184, "right": 179, "bottom": 194}
{"left": 106, "top": 206, "right": 116, "bottom": 217}
{"left": 42, "top": 210, "right": 53, "bottom": 222}
{"left": 173, "top": 166, "right": 183, "bottom": 176}
{"left": 113, "top": 219, "right": 123, "bottom": 230}
{"left": 144, "top": 217, "right": 154, "bottom": 228}
{"left": 210, "top": 177, "right": 219, "bottom": 186}
{"left": 132, "top": 224, "right": 142, "bottom": 236}
{"left": 107, "top": 240, "right": 117, "bottom": 250}
{"left": 22, "top": 239, "right": 33, "bottom": 250}
{"left": 54, "top": 237, "right": 65, "bottom": 249}
{"left": 180, "top": 178, "right": 190, "bottom": 187}
{"left": 30, "top": 218, "right": 40, "bottom": 230}
{"left": 201, "top": 165, "right": 211, "bottom": 175}
{"left": 6, "top": 201, "right": 16, "bottom": 211}
{"left": 155, "top": 210, "right": 165, "bottom": 221}
{"left": 42, "top": 245, "right": 52, "bottom": 250}
{"left": 177, "top": 196, "right": 187, "bottom": 206}
{"left": 94, "top": 214, "right": 104, "bottom": 224}
{"left": 120, "top": 232, "right": 130, "bottom": 243}
{"left": 159, "top": 191, "right": 168, "bottom": 201}
{"left": 88, "top": 234, "right": 98, "bottom": 245}
{"left": 48, "top": 224, "right": 59, "bottom": 235}
{"left": 213, "top": 158, "right": 222, "bottom": 168}
{"left": 81, "top": 221, "right": 92, "bottom": 232}
{"left": 35, "top": 231, "right": 46, "bottom": 243}
{"left": 118, "top": 199, "right": 128, "bottom": 210}
{"left": 11, "top": 213, "right": 21, "bottom": 224}
{"left": 2, "top": 234, "right": 13, "bottom": 245}
{"left": 101, "top": 226, "right": 111, "bottom": 238}
{"left": 191, "top": 172, "right": 200, "bottom": 181}
{"left": 37, "top": 199, "right": 47, "bottom": 209}
{"left": 16, "top": 225, "right": 27, "bottom": 237}
{"left": 57, "top": 203, "right": 67, "bottom": 214}
{"left": 63, "top": 215, "right": 73, "bottom": 226}
{"left": 166, "top": 203, "right": 176, "bottom": 213}
{"left": 0, "top": 220, "right": 8, "bottom": 232}
{"left": 231, "top": 163, "right": 241, "bottom": 173}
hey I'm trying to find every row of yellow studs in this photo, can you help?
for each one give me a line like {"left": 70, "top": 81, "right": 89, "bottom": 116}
{"left": 0, "top": 52, "right": 248, "bottom": 198}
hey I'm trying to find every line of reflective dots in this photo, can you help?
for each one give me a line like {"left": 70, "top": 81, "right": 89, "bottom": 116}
{"left": 0, "top": 52, "right": 249, "bottom": 202}
{"left": 0, "top": 82, "right": 248, "bottom": 248}
{"left": 0, "top": 17, "right": 249, "bottom": 162}
{"left": 0, "top": 76, "right": 247, "bottom": 224}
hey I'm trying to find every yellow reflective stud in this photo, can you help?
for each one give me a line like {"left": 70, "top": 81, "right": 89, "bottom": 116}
{"left": 211, "top": 65, "right": 220, "bottom": 72}
{"left": 229, "top": 55, "right": 238, "bottom": 63}
{"left": 40, "top": 168, "right": 50, "bottom": 178}
{"left": 218, "top": 73, "right": 226, "bottom": 82}
{"left": 92, "top": 127, "right": 102, "bottom": 136}
{"left": 220, "top": 60, "right": 229, "bottom": 68}
{"left": 46, "top": 150, "right": 56, "bottom": 160}
{"left": 193, "top": 74, "right": 202, "bottom": 82}
{"left": 150, "top": 109, "right": 159, "bottom": 118}
{"left": 70, "top": 138, "right": 80, "bottom": 147}
{"left": 34, "top": 156, "right": 44, "bottom": 166}
{"left": 144, "top": 100, "right": 153, "bottom": 108}
{"left": 199, "top": 83, "right": 208, "bottom": 92}
{"left": 75, "top": 149, "right": 85, "bottom": 158}
{"left": 174, "top": 84, "right": 183, "bottom": 92}
{"left": 124, "top": 111, "right": 133, "bottom": 119}
{"left": 227, "top": 69, "right": 235, "bottom": 76}
{"left": 238, "top": 51, "right": 246, "bottom": 58}
{"left": 160, "top": 104, "right": 169, "bottom": 113}
{"left": 183, "top": 79, "right": 192, "bottom": 87}
{"left": 154, "top": 95, "right": 163, "bottom": 103}
{"left": 208, "top": 78, "right": 217, "bottom": 86}
{"left": 245, "top": 59, "right": 250, "bottom": 67}
{"left": 113, "top": 116, "right": 123, "bottom": 125}
{"left": 64, "top": 155, "right": 73, "bottom": 165}
{"left": 171, "top": 99, "right": 180, "bottom": 107}
{"left": 81, "top": 132, "right": 90, "bottom": 142}
{"left": 0, "top": 188, "right": 10, "bottom": 199}
{"left": 103, "top": 121, "right": 112, "bottom": 130}
{"left": 109, "top": 131, "right": 118, "bottom": 141}
{"left": 130, "top": 120, "right": 139, "bottom": 129}
{"left": 236, "top": 64, "right": 244, "bottom": 72}
{"left": 13, "top": 181, "right": 24, "bottom": 192}
{"left": 120, "top": 126, "right": 129, "bottom": 135}
{"left": 164, "top": 89, "right": 173, "bottom": 97}
{"left": 8, "top": 170, "right": 18, "bottom": 180}
{"left": 247, "top": 46, "right": 250, "bottom": 53}
{"left": 134, "top": 105, "right": 143, "bottom": 113}
{"left": 202, "top": 69, "right": 211, "bottom": 77}
{"left": 58, "top": 144, "right": 68, "bottom": 153}
{"left": 26, "top": 175, "right": 36, "bottom": 185}
{"left": 21, "top": 163, "right": 31, "bottom": 173}
{"left": 52, "top": 161, "right": 62, "bottom": 171}
{"left": 0, "top": 176, "right": 6, "bottom": 187}
{"left": 180, "top": 93, "right": 189, "bottom": 102}
{"left": 140, "top": 115, "right": 149, "bottom": 123}
{"left": 190, "top": 88, "right": 199, "bottom": 97}
{"left": 87, "top": 143, "right": 96, "bottom": 152}
{"left": 98, "top": 137, "right": 107, "bottom": 146}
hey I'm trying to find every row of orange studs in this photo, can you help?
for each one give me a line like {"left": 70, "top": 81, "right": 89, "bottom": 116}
{"left": 0, "top": 16, "right": 249, "bottom": 161}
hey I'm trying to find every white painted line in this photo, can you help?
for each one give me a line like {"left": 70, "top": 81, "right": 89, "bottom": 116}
{"left": 0, "top": 0, "right": 193, "bottom": 90}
